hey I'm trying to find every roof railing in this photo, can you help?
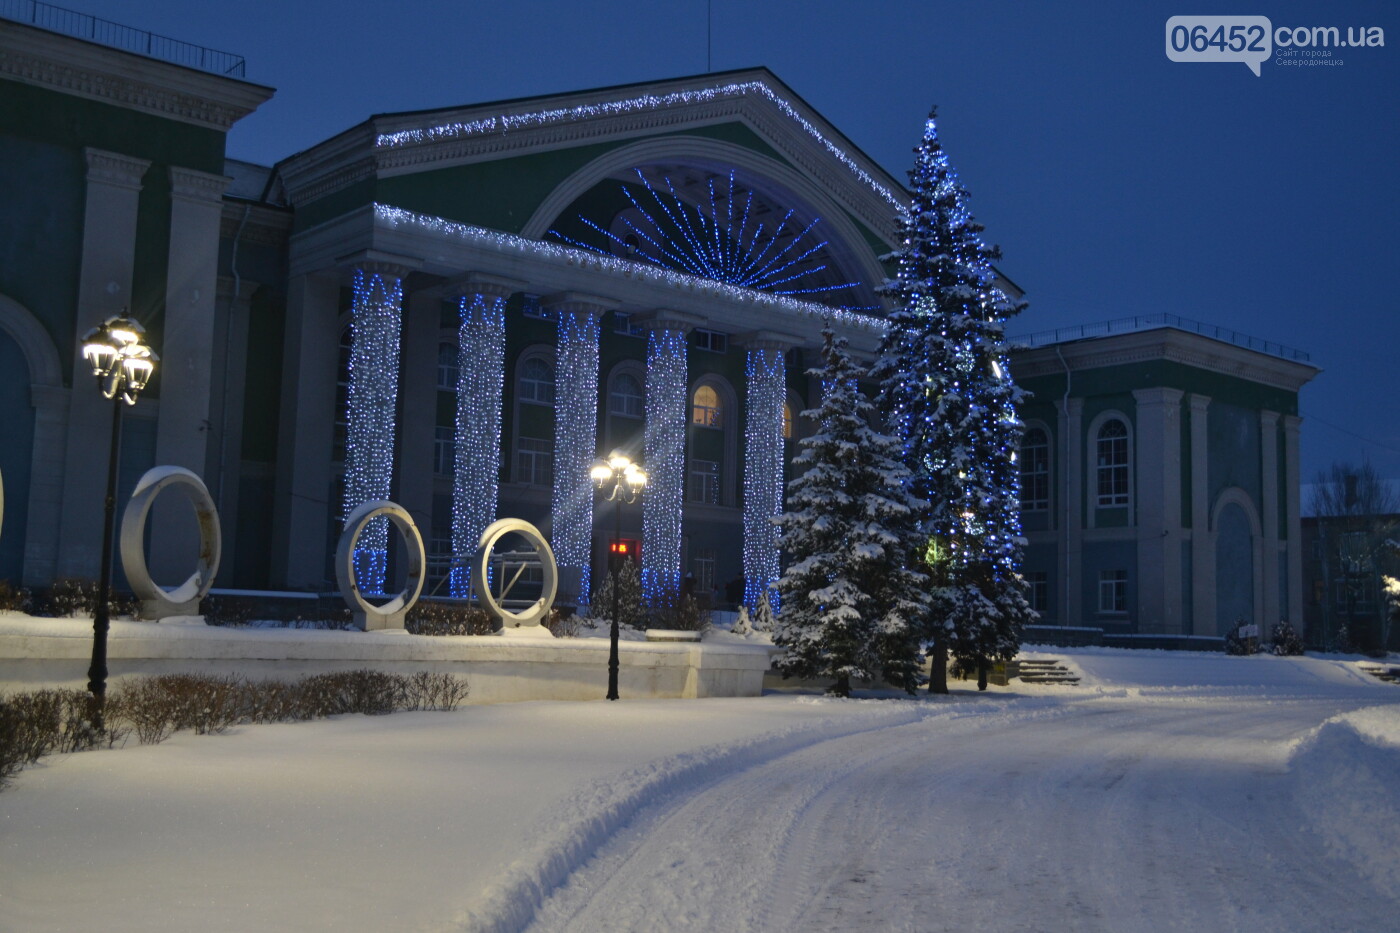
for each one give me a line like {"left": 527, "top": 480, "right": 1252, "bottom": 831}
{"left": 1011, "top": 312, "right": 1310, "bottom": 363}
{"left": 0, "top": 0, "right": 247, "bottom": 77}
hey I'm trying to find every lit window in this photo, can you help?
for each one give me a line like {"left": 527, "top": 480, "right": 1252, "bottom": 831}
{"left": 610, "top": 372, "right": 644, "bottom": 418}
{"left": 1096, "top": 419, "right": 1130, "bottom": 507}
{"left": 1099, "top": 570, "right": 1127, "bottom": 613}
{"left": 433, "top": 425, "right": 455, "bottom": 476}
{"left": 1020, "top": 428, "right": 1049, "bottom": 511}
{"left": 437, "top": 342, "right": 459, "bottom": 392}
{"left": 689, "top": 459, "right": 720, "bottom": 504}
{"left": 519, "top": 356, "right": 555, "bottom": 405}
{"left": 692, "top": 385, "right": 723, "bottom": 428}
{"left": 516, "top": 436, "right": 553, "bottom": 486}
{"left": 782, "top": 402, "right": 794, "bottom": 440}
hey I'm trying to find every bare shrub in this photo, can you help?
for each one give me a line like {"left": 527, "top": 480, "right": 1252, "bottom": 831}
{"left": 399, "top": 671, "right": 471, "bottom": 711}
{"left": 648, "top": 584, "right": 712, "bottom": 634}
{"left": 202, "top": 595, "right": 253, "bottom": 627}
{"left": 298, "top": 670, "right": 400, "bottom": 716}
{"left": 544, "top": 607, "right": 583, "bottom": 638}
{"left": 0, "top": 580, "right": 32, "bottom": 613}
{"left": 406, "top": 600, "right": 496, "bottom": 636}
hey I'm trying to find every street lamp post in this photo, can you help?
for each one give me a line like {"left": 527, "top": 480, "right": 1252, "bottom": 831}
{"left": 591, "top": 451, "right": 646, "bottom": 701}
{"left": 80, "top": 314, "right": 157, "bottom": 727}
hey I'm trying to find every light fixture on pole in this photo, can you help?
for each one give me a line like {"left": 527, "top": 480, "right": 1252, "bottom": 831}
{"left": 80, "top": 313, "right": 157, "bottom": 727}
{"left": 591, "top": 450, "right": 646, "bottom": 700}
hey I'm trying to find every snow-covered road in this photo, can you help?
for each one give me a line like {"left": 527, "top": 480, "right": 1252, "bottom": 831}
{"left": 528, "top": 695, "right": 1389, "bottom": 933}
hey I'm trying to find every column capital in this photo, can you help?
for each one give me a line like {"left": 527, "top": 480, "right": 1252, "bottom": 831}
{"left": 443, "top": 272, "right": 525, "bottom": 303}
{"left": 84, "top": 147, "right": 150, "bottom": 190}
{"left": 541, "top": 291, "right": 618, "bottom": 316}
{"left": 1189, "top": 392, "right": 1212, "bottom": 413}
{"left": 169, "top": 166, "right": 231, "bottom": 205}
{"left": 1259, "top": 409, "right": 1281, "bottom": 428}
{"left": 734, "top": 330, "right": 804, "bottom": 353}
{"left": 1132, "top": 386, "right": 1185, "bottom": 407}
{"left": 633, "top": 307, "right": 707, "bottom": 335}
{"left": 1282, "top": 413, "right": 1302, "bottom": 434}
{"left": 336, "top": 250, "right": 422, "bottom": 280}
{"left": 1065, "top": 397, "right": 1084, "bottom": 417}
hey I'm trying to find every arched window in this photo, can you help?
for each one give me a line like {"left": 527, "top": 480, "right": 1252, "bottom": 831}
{"left": 609, "top": 371, "right": 644, "bottom": 418}
{"left": 692, "top": 384, "right": 722, "bottom": 428}
{"left": 1020, "top": 427, "right": 1049, "bottom": 511}
{"left": 1096, "top": 419, "right": 1130, "bottom": 506}
{"left": 519, "top": 356, "right": 555, "bottom": 405}
{"left": 781, "top": 402, "right": 794, "bottom": 440}
{"left": 437, "top": 342, "right": 459, "bottom": 391}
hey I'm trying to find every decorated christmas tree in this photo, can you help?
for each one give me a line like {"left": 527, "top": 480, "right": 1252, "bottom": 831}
{"left": 873, "top": 107, "right": 1034, "bottom": 691}
{"left": 773, "top": 327, "right": 930, "bottom": 696}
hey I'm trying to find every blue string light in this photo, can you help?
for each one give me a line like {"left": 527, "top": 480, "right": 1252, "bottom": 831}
{"left": 551, "top": 307, "right": 601, "bottom": 604}
{"left": 641, "top": 327, "right": 687, "bottom": 602}
{"left": 743, "top": 346, "right": 785, "bottom": 611}
{"left": 451, "top": 292, "right": 507, "bottom": 598}
{"left": 344, "top": 267, "right": 403, "bottom": 595}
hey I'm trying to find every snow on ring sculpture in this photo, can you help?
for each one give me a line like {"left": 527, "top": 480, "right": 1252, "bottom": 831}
{"left": 472, "top": 517, "right": 558, "bottom": 630}
{"left": 119, "top": 466, "right": 221, "bottom": 620}
{"left": 336, "top": 500, "right": 425, "bottom": 631}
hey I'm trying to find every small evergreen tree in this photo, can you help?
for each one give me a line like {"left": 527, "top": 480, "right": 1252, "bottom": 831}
{"left": 773, "top": 327, "right": 930, "bottom": 696}
{"left": 873, "top": 107, "right": 1034, "bottom": 689}
{"left": 751, "top": 592, "right": 775, "bottom": 634}
{"left": 1271, "top": 620, "right": 1305, "bottom": 657}
{"left": 732, "top": 605, "right": 753, "bottom": 636}
{"left": 585, "top": 560, "right": 646, "bottom": 630}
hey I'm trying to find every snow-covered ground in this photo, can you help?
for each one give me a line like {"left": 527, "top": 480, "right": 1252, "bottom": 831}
{"left": 2, "top": 648, "right": 1397, "bottom": 932}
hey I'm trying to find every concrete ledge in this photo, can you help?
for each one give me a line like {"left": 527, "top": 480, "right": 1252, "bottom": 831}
{"left": 0, "top": 614, "right": 776, "bottom": 704}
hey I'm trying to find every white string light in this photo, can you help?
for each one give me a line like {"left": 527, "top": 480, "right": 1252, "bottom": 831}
{"left": 373, "top": 81, "right": 901, "bottom": 210}
{"left": 551, "top": 308, "right": 600, "bottom": 604}
{"left": 344, "top": 266, "right": 403, "bottom": 594}
{"left": 451, "top": 292, "right": 507, "bottom": 598}
{"left": 742, "top": 346, "right": 786, "bottom": 610}
{"left": 641, "top": 327, "right": 687, "bottom": 602}
{"left": 374, "top": 204, "right": 886, "bottom": 333}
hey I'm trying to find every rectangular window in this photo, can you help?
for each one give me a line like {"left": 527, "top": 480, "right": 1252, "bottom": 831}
{"left": 1026, "top": 571, "right": 1048, "bottom": 614}
{"left": 520, "top": 293, "right": 547, "bottom": 319}
{"left": 1098, "top": 569, "right": 1127, "bottom": 614}
{"left": 433, "top": 425, "right": 455, "bottom": 476}
{"left": 427, "top": 534, "right": 453, "bottom": 588}
{"left": 516, "top": 436, "right": 553, "bottom": 487}
{"left": 1020, "top": 431, "right": 1050, "bottom": 511}
{"left": 613, "top": 312, "right": 644, "bottom": 337}
{"left": 693, "top": 329, "right": 728, "bottom": 353}
{"left": 693, "top": 548, "right": 716, "bottom": 594}
{"left": 688, "top": 459, "right": 720, "bottom": 505}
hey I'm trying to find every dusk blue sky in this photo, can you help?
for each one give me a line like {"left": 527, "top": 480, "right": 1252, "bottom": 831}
{"left": 51, "top": 0, "right": 1400, "bottom": 485}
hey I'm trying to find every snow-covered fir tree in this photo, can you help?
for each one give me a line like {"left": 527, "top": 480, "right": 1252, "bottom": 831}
{"left": 872, "top": 106, "right": 1035, "bottom": 690}
{"left": 750, "top": 592, "right": 775, "bottom": 634}
{"left": 774, "top": 327, "right": 930, "bottom": 696}
{"left": 585, "top": 559, "right": 646, "bottom": 630}
{"left": 732, "top": 604, "right": 753, "bottom": 636}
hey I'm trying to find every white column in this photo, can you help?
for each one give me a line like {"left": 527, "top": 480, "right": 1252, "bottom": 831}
{"left": 1133, "top": 388, "right": 1185, "bottom": 633}
{"left": 1283, "top": 414, "right": 1304, "bottom": 629}
{"left": 1060, "top": 398, "right": 1083, "bottom": 626}
{"left": 544, "top": 292, "right": 614, "bottom": 606}
{"left": 446, "top": 276, "right": 519, "bottom": 598}
{"left": 1260, "top": 410, "right": 1281, "bottom": 631}
{"left": 56, "top": 148, "right": 150, "bottom": 578}
{"left": 1189, "top": 394, "right": 1213, "bottom": 635}
{"left": 638, "top": 310, "right": 701, "bottom": 602}
{"left": 737, "top": 333, "right": 792, "bottom": 610}
{"left": 343, "top": 262, "right": 411, "bottom": 594}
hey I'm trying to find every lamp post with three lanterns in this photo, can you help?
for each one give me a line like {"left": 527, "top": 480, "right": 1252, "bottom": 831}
{"left": 590, "top": 451, "right": 646, "bottom": 701}
{"left": 80, "top": 313, "right": 157, "bottom": 724}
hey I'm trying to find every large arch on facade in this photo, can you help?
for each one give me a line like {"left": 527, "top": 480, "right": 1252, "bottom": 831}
{"left": 521, "top": 136, "right": 890, "bottom": 308}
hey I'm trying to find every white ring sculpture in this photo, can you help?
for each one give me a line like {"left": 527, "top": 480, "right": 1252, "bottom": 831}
{"left": 119, "top": 466, "right": 221, "bottom": 620}
{"left": 472, "top": 518, "right": 558, "bottom": 629}
{"left": 335, "top": 499, "right": 425, "bottom": 631}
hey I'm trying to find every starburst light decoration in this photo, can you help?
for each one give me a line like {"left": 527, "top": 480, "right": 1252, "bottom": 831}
{"left": 451, "top": 292, "right": 507, "bottom": 598}
{"left": 742, "top": 346, "right": 786, "bottom": 611}
{"left": 343, "top": 267, "right": 403, "bottom": 594}
{"left": 549, "top": 169, "right": 860, "bottom": 305}
{"left": 641, "top": 327, "right": 687, "bottom": 602}
{"left": 550, "top": 307, "right": 601, "bottom": 605}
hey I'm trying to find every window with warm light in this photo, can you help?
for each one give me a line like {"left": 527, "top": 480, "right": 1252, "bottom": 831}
{"left": 782, "top": 402, "right": 794, "bottom": 440}
{"left": 692, "top": 384, "right": 722, "bottom": 428}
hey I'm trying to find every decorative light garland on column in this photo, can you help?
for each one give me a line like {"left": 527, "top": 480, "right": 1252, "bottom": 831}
{"left": 450, "top": 292, "right": 507, "bottom": 598}
{"left": 343, "top": 266, "right": 403, "bottom": 594}
{"left": 641, "top": 327, "right": 687, "bottom": 602}
{"left": 551, "top": 307, "right": 601, "bottom": 604}
{"left": 743, "top": 346, "right": 786, "bottom": 611}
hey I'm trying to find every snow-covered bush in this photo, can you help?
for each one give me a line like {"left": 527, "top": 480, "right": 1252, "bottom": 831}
{"left": 731, "top": 605, "right": 753, "bottom": 636}
{"left": 0, "top": 580, "right": 31, "bottom": 613}
{"left": 1271, "top": 620, "right": 1305, "bottom": 656}
{"left": 1224, "top": 619, "right": 1257, "bottom": 656}
{"left": 751, "top": 592, "right": 775, "bottom": 634}
{"left": 584, "top": 561, "right": 646, "bottom": 630}
{"left": 648, "top": 583, "right": 712, "bottom": 634}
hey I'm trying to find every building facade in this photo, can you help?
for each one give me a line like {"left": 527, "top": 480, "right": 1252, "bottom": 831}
{"left": 0, "top": 16, "right": 1320, "bottom": 634}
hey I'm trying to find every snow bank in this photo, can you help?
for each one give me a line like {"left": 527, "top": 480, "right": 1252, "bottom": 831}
{"left": 1288, "top": 706, "right": 1400, "bottom": 892}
